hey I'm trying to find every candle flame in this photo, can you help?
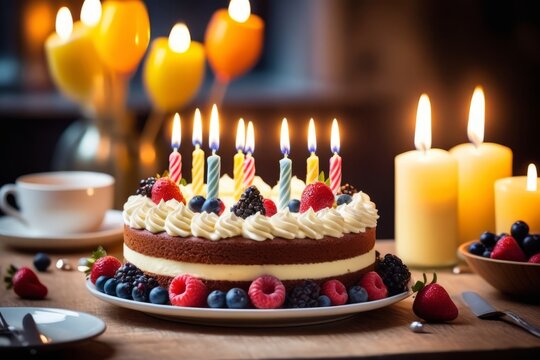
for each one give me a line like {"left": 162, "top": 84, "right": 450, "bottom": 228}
{"left": 192, "top": 108, "right": 203, "bottom": 147}
{"left": 468, "top": 86, "right": 485, "bottom": 147}
{"left": 236, "top": 118, "right": 246, "bottom": 151}
{"left": 308, "top": 118, "right": 317, "bottom": 153}
{"left": 56, "top": 7, "right": 73, "bottom": 41}
{"left": 169, "top": 23, "right": 191, "bottom": 53}
{"left": 331, "top": 118, "right": 340, "bottom": 154}
{"left": 281, "top": 118, "right": 290, "bottom": 156}
{"left": 209, "top": 104, "right": 220, "bottom": 151}
{"left": 80, "top": 0, "right": 101, "bottom": 27}
{"left": 228, "top": 0, "right": 251, "bottom": 23}
{"left": 414, "top": 94, "right": 431, "bottom": 152}
{"left": 171, "top": 113, "right": 181, "bottom": 149}
{"left": 245, "top": 121, "right": 255, "bottom": 154}
{"left": 527, "top": 163, "right": 537, "bottom": 192}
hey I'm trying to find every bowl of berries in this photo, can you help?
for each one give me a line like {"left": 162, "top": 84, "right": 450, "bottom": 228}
{"left": 459, "top": 221, "right": 540, "bottom": 297}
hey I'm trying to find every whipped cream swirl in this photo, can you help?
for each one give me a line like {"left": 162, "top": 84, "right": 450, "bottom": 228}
{"left": 270, "top": 209, "right": 302, "bottom": 239}
{"left": 242, "top": 212, "right": 274, "bottom": 241}
{"left": 297, "top": 208, "right": 324, "bottom": 239}
{"left": 338, "top": 191, "right": 379, "bottom": 233}
{"left": 145, "top": 200, "right": 173, "bottom": 233}
{"left": 191, "top": 212, "right": 219, "bottom": 240}
{"left": 317, "top": 208, "right": 345, "bottom": 237}
{"left": 214, "top": 212, "right": 243, "bottom": 238}
{"left": 123, "top": 195, "right": 154, "bottom": 225}
{"left": 165, "top": 203, "right": 194, "bottom": 237}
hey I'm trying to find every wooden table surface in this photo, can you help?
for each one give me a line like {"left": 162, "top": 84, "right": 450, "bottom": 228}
{"left": 1, "top": 240, "right": 539, "bottom": 359}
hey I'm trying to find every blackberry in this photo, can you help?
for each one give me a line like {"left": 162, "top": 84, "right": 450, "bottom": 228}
{"left": 286, "top": 280, "right": 320, "bottom": 308}
{"left": 114, "top": 263, "right": 143, "bottom": 290}
{"left": 132, "top": 274, "right": 159, "bottom": 297}
{"left": 136, "top": 177, "right": 156, "bottom": 197}
{"left": 339, "top": 183, "right": 358, "bottom": 196}
{"left": 231, "top": 186, "right": 266, "bottom": 219}
{"left": 375, "top": 253, "right": 411, "bottom": 296}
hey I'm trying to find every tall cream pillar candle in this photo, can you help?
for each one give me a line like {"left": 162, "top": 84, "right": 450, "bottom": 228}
{"left": 395, "top": 94, "right": 459, "bottom": 267}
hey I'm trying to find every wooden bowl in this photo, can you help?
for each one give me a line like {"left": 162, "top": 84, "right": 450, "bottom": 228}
{"left": 458, "top": 241, "right": 540, "bottom": 297}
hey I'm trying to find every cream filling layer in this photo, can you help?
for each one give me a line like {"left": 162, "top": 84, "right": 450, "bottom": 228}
{"left": 123, "top": 244, "right": 375, "bottom": 281}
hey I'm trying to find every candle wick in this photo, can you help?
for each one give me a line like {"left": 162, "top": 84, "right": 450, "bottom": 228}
{"left": 212, "top": 149, "right": 216, "bottom": 155}
{"left": 284, "top": 153, "right": 288, "bottom": 159}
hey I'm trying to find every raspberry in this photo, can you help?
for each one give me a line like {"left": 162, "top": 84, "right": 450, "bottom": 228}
{"left": 248, "top": 275, "right": 286, "bottom": 309}
{"left": 168, "top": 274, "right": 207, "bottom": 307}
{"left": 263, "top": 199, "right": 277, "bottom": 217}
{"left": 359, "top": 271, "right": 388, "bottom": 301}
{"left": 528, "top": 253, "right": 540, "bottom": 263}
{"left": 491, "top": 236, "right": 527, "bottom": 262}
{"left": 90, "top": 256, "right": 121, "bottom": 284}
{"left": 321, "top": 280, "right": 348, "bottom": 305}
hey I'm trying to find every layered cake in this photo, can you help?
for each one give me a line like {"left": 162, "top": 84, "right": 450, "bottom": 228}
{"left": 122, "top": 176, "right": 379, "bottom": 291}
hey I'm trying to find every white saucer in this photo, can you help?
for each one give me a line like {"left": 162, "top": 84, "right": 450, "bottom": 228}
{"left": 0, "top": 210, "right": 123, "bottom": 249}
{"left": 0, "top": 307, "right": 106, "bottom": 349}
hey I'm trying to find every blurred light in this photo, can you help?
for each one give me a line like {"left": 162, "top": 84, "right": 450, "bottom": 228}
{"left": 414, "top": 94, "right": 431, "bottom": 152}
{"left": 169, "top": 23, "right": 191, "bottom": 53}
{"left": 56, "top": 7, "right": 73, "bottom": 41}
{"left": 228, "top": 0, "right": 250, "bottom": 23}
{"left": 468, "top": 86, "right": 485, "bottom": 147}
{"left": 81, "top": 0, "right": 102, "bottom": 27}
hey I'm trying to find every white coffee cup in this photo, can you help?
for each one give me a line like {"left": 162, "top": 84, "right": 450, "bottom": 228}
{"left": 0, "top": 171, "right": 114, "bottom": 234}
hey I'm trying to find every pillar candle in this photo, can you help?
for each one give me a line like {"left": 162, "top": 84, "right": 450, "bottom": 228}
{"left": 169, "top": 113, "right": 182, "bottom": 183}
{"left": 243, "top": 121, "right": 255, "bottom": 188}
{"left": 191, "top": 108, "right": 205, "bottom": 195}
{"left": 495, "top": 164, "right": 540, "bottom": 234}
{"left": 395, "top": 94, "right": 459, "bottom": 267}
{"left": 450, "top": 87, "right": 512, "bottom": 243}
{"left": 329, "top": 118, "right": 342, "bottom": 194}
{"left": 306, "top": 118, "right": 319, "bottom": 184}
{"left": 207, "top": 105, "right": 221, "bottom": 199}
{"left": 233, "top": 118, "right": 246, "bottom": 200}
{"left": 279, "top": 118, "right": 292, "bottom": 210}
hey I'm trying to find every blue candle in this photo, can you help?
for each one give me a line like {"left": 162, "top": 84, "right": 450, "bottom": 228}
{"left": 279, "top": 118, "right": 292, "bottom": 210}
{"left": 207, "top": 104, "right": 221, "bottom": 199}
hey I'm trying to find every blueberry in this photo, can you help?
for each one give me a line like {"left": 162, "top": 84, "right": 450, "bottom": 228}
{"left": 116, "top": 282, "right": 132, "bottom": 299}
{"left": 188, "top": 195, "right": 206, "bottom": 213}
{"left": 207, "top": 290, "right": 226, "bottom": 308}
{"left": 226, "top": 288, "right": 248, "bottom": 309}
{"left": 348, "top": 286, "right": 368, "bottom": 303}
{"left": 479, "top": 231, "right": 497, "bottom": 248}
{"left": 33, "top": 252, "right": 51, "bottom": 272}
{"left": 468, "top": 242, "right": 486, "bottom": 256}
{"left": 149, "top": 287, "right": 169, "bottom": 305}
{"left": 131, "top": 286, "right": 147, "bottom": 302}
{"left": 202, "top": 198, "right": 220, "bottom": 214}
{"left": 336, "top": 194, "right": 352, "bottom": 206}
{"left": 482, "top": 250, "right": 492, "bottom": 258}
{"left": 317, "top": 295, "right": 332, "bottom": 307}
{"left": 104, "top": 278, "right": 119, "bottom": 296}
{"left": 288, "top": 199, "right": 300, "bottom": 213}
{"left": 511, "top": 221, "right": 529, "bottom": 243}
{"left": 522, "top": 235, "right": 540, "bottom": 256}
{"left": 95, "top": 276, "right": 110, "bottom": 293}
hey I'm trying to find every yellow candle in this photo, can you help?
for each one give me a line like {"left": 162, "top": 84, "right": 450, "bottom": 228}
{"left": 495, "top": 164, "right": 540, "bottom": 234}
{"left": 395, "top": 94, "right": 458, "bottom": 267}
{"left": 143, "top": 23, "right": 205, "bottom": 112}
{"left": 306, "top": 118, "right": 319, "bottom": 184}
{"left": 450, "top": 87, "right": 512, "bottom": 243}
{"left": 191, "top": 108, "right": 205, "bottom": 196}
{"left": 234, "top": 118, "right": 246, "bottom": 201}
{"left": 45, "top": 6, "right": 102, "bottom": 105}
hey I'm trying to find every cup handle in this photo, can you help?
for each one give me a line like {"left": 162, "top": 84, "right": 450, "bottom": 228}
{"left": 0, "top": 184, "right": 25, "bottom": 223}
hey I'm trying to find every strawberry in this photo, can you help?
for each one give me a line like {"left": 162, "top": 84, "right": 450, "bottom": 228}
{"left": 528, "top": 253, "right": 540, "bottom": 263}
{"left": 321, "top": 279, "right": 348, "bottom": 305}
{"left": 359, "top": 271, "right": 388, "bottom": 301}
{"left": 248, "top": 275, "right": 286, "bottom": 309}
{"left": 299, "top": 182, "right": 335, "bottom": 213}
{"left": 491, "top": 236, "right": 527, "bottom": 262}
{"left": 412, "top": 273, "right": 458, "bottom": 322}
{"left": 169, "top": 274, "right": 207, "bottom": 307}
{"left": 90, "top": 256, "right": 121, "bottom": 284}
{"left": 151, "top": 177, "right": 186, "bottom": 205}
{"left": 263, "top": 199, "right": 277, "bottom": 217}
{"left": 5, "top": 265, "right": 48, "bottom": 300}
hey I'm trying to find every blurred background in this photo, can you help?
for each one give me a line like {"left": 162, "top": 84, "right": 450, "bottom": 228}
{"left": 1, "top": 0, "right": 539, "bottom": 238}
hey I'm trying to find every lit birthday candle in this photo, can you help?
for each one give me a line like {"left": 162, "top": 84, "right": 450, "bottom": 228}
{"left": 191, "top": 108, "right": 205, "bottom": 195}
{"left": 243, "top": 121, "right": 256, "bottom": 188}
{"left": 329, "top": 118, "right": 342, "bottom": 194}
{"left": 207, "top": 105, "right": 221, "bottom": 200}
{"left": 234, "top": 118, "right": 246, "bottom": 200}
{"left": 279, "top": 118, "right": 292, "bottom": 210}
{"left": 169, "top": 113, "right": 182, "bottom": 183}
{"left": 306, "top": 118, "right": 319, "bottom": 184}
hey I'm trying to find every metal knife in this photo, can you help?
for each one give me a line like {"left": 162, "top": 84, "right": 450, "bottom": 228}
{"left": 462, "top": 292, "right": 540, "bottom": 337}
{"left": 21, "top": 314, "right": 44, "bottom": 347}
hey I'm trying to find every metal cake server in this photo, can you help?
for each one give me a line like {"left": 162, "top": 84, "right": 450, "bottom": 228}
{"left": 462, "top": 292, "right": 540, "bottom": 337}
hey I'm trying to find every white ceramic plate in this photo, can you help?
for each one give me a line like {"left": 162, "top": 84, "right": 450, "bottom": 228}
{"left": 0, "top": 210, "right": 123, "bottom": 249}
{"left": 0, "top": 307, "right": 106, "bottom": 349}
{"left": 86, "top": 280, "right": 411, "bottom": 327}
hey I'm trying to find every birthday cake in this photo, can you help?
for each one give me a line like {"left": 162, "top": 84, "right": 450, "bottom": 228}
{"left": 122, "top": 175, "right": 379, "bottom": 291}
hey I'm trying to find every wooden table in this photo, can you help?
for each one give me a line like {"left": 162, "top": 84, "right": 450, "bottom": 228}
{"left": 1, "top": 240, "right": 539, "bottom": 359}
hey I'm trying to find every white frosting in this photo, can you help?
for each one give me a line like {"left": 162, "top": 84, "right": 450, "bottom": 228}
{"left": 317, "top": 208, "right": 345, "bottom": 238}
{"left": 165, "top": 198, "right": 182, "bottom": 211}
{"left": 252, "top": 176, "right": 273, "bottom": 198}
{"left": 145, "top": 200, "right": 173, "bottom": 233}
{"left": 297, "top": 208, "right": 324, "bottom": 239}
{"left": 128, "top": 199, "right": 155, "bottom": 229}
{"left": 338, "top": 191, "right": 379, "bottom": 233}
{"left": 191, "top": 212, "right": 219, "bottom": 240}
{"left": 214, "top": 212, "right": 243, "bottom": 238}
{"left": 242, "top": 212, "right": 274, "bottom": 241}
{"left": 270, "top": 209, "right": 302, "bottom": 239}
{"left": 165, "top": 203, "right": 194, "bottom": 237}
{"left": 123, "top": 195, "right": 154, "bottom": 225}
